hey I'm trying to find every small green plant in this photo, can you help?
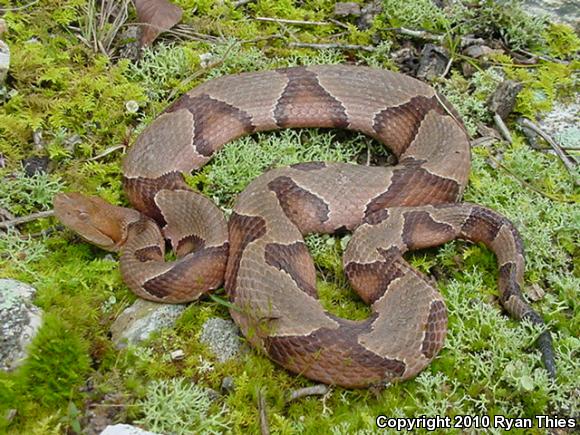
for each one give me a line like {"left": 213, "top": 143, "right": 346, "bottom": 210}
{"left": 59, "top": 401, "right": 82, "bottom": 434}
{"left": 77, "top": 0, "right": 131, "bottom": 56}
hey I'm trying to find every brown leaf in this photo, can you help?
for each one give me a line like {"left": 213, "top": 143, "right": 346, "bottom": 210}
{"left": 133, "top": 0, "right": 183, "bottom": 47}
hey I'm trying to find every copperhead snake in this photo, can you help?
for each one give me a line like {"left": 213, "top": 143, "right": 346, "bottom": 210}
{"left": 54, "top": 65, "right": 555, "bottom": 388}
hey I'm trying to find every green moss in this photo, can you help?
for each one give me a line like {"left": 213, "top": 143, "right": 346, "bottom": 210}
{"left": 504, "top": 60, "right": 578, "bottom": 117}
{"left": 542, "top": 23, "right": 580, "bottom": 59}
{"left": 0, "top": 314, "right": 91, "bottom": 430}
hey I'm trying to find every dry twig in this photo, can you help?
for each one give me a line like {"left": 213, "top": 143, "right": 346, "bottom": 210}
{"left": 327, "top": 18, "right": 350, "bottom": 30}
{"left": 258, "top": 389, "right": 270, "bottom": 435}
{"left": 0, "top": 0, "right": 40, "bottom": 11}
{"left": 470, "top": 136, "right": 499, "bottom": 148}
{"left": 289, "top": 41, "right": 375, "bottom": 52}
{"left": 517, "top": 118, "right": 578, "bottom": 180}
{"left": 0, "top": 210, "right": 54, "bottom": 229}
{"left": 86, "top": 145, "right": 126, "bottom": 162}
{"left": 387, "top": 27, "right": 484, "bottom": 47}
{"left": 288, "top": 385, "right": 330, "bottom": 401}
{"left": 493, "top": 113, "right": 513, "bottom": 144}
{"left": 440, "top": 57, "right": 453, "bottom": 78}
{"left": 234, "top": 0, "right": 256, "bottom": 7}
{"left": 513, "top": 48, "right": 570, "bottom": 65}
{"left": 256, "top": 16, "right": 330, "bottom": 26}
{"left": 239, "top": 34, "right": 284, "bottom": 45}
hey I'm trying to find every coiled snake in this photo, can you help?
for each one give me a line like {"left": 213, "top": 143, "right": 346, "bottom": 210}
{"left": 54, "top": 65, "right": 555, "bottom": 388}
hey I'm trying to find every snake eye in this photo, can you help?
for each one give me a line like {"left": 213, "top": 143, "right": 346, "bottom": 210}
{"left": 78, "top": 212, "right": 90, "bottom": 221}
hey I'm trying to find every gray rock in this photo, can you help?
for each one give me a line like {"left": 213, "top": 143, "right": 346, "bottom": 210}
{"left": 488, "top": 80, "right": 524, "bottom": 120}
{"left": 416, "top": 44, "right": 449, "bottom": 81}
{"left": 539, "top": 97, "right": 580, "bottom": 150}
{"left": 110, "top": 299, "right": 187, "bottom": 349}
{"left": 463, "top": 45, "right": 503, "bottom": 59}
{"left": 100, "top": 424, "right": 160, "bottom": 435}
{"left": 199, "top": 318, "right": 242, "bottom": 362}
{"left": 333, "top": 2, "right": 361, "bottom": 17}
{"left": 523, "top": 0, "right": 579, "bottom": 28}
{"left": 221, "top": 376, "right": 235, "bottom": 394}
{"left": 0, "top": 279, "right": 42, "bottom": 370}
{"left": 357, "top": 0, "right": 383, "bottom": 30}
{"left": 0, "top": 39, "right": 9, "bottom": 83}
{"left": 169, "top": 348, "right": 185, "bottom": 361}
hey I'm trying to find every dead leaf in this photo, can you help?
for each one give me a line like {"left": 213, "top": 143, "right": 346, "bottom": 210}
{"left": 133, "top": 0, "right": 183, "bottom": 48}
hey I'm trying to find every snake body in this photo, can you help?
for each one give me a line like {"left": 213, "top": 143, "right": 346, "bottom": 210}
{"left": 54, "top": 65, "right": 555, "bottom": 387}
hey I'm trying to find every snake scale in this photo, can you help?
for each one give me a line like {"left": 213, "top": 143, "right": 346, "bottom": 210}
{"left": 54, "top": 65, "right": 555, "bottom": 388}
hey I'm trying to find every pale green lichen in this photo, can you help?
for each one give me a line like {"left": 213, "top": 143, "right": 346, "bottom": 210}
{"left": 0, "top": 168, "right": 64, "bottom": 215}
{"left": 135, "top": 378, "right": 230, "bottom": 434}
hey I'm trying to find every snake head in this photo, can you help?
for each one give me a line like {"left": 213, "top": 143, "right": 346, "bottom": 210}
{"left": 54, "top": 192, "right": 141, "bottom": 252}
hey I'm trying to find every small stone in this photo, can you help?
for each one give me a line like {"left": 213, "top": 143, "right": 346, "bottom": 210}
{"left": 170, "top": 349, "right": 185, "bottom": 361}
{"left": 22, "top": 156, "right": 50, "bottom": 175}
{"left": 391, "top": 46, "right": 419, "bottom": 76}
{"left": 118, "top": 26, "right": 141, "bottom": 61}
{"left": 476, "top": 123, "right": 502, "bottom": 140}
{"left": 0, "top": 39, "right": 10, "bottom": 83}
{"left": 110, "top": 299, "right": 187, "bottom": 349}
{"left": 205, "top": 387, "right": 220, "bottom": 401}
{"left": 0, "top": 279, "right": 43, "bottom": 371}
{"left": 461, "top": 61, "right": 476, "bottom": 78}
{"left": 357, "top": 0, "right": 383, "bottom": 30}
{"left": 199, "top": 52, "right": 214, "bottom": 68}
{"left": 221, "top": 376, "right": 235, "bottom": 394}
{"left": 463, "top": 45, "right": 503, "bottom": 59}
{"left": 0, "top": 206, "right": 15, "bottom": 224}
{"left": 63, "top": 134, "right": 82, "bottom": 152}
{"left": 32, "top": 129, "right": 44, "bottom": 150}
{"left": 487, "top": 80, "right": 523, "bottom": 119}
{"left": 5, "top": 409, "right": 16, "bottom": 424}
{"left": 333, "top": 2, "right": 361, "bottom": 17}
{"left": 525, "top": 283, "right": 546, "bottom": 302}
{"left": 100, "top": 424, "right": 161, "bottom": 435}
{"left": 199, "top": 318, "right": 242, "bottom": 362}
{"left": 523, "top": 0, "right": 578, "bottom": 28}
{"left": 416, "top": 44, "right": 449, "bottom": 81}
